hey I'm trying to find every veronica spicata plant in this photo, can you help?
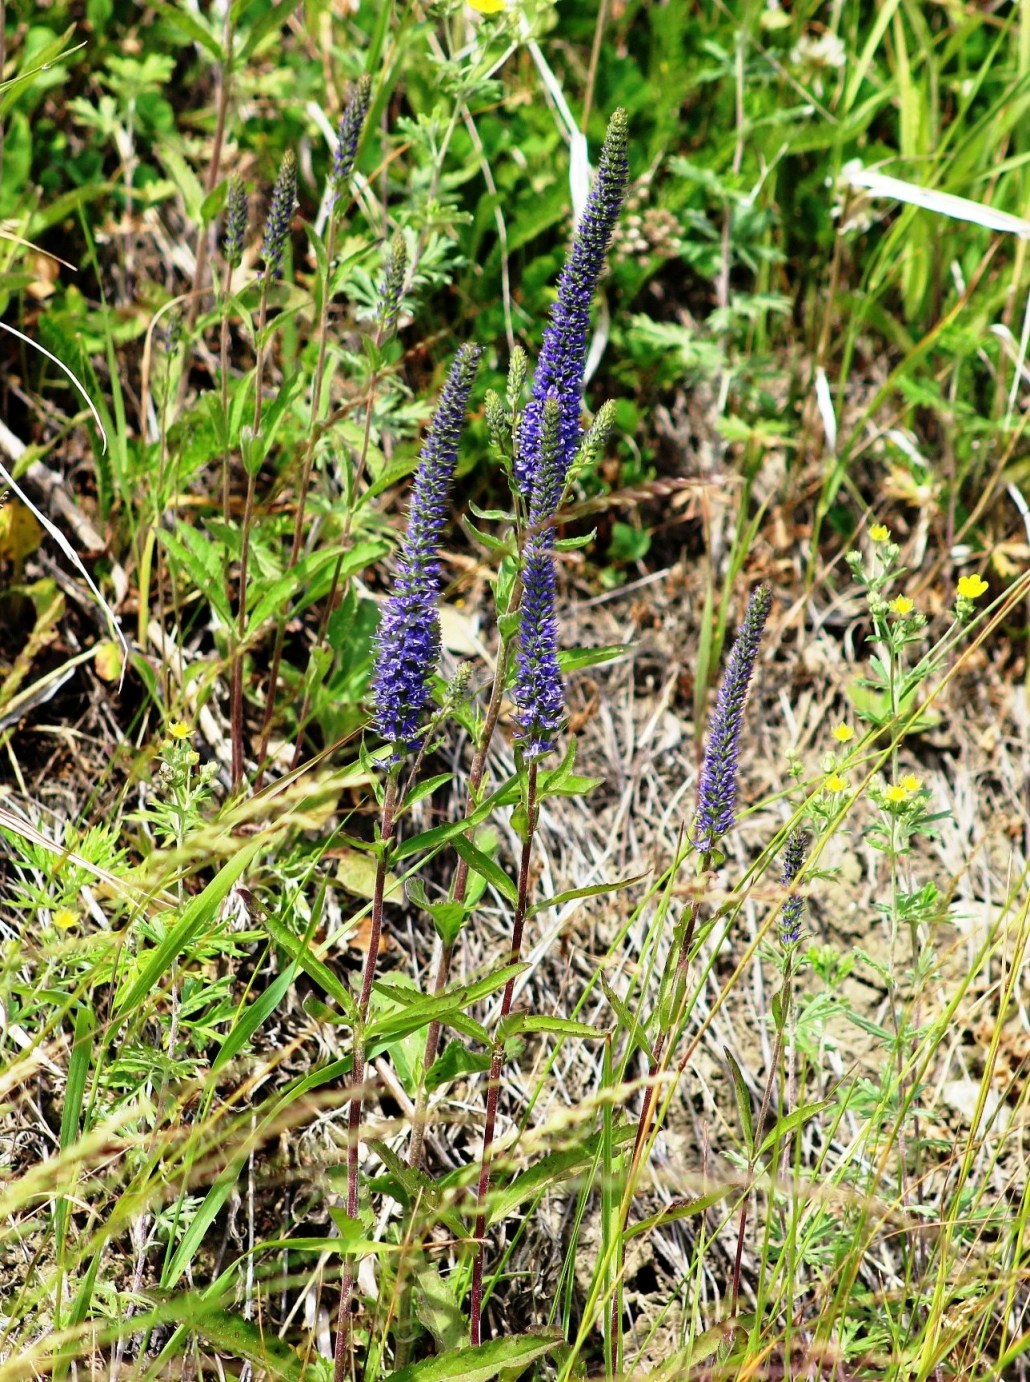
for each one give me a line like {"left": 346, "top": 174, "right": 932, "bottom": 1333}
{"left": 337, "top": 343, "right": 480, "bottom": 1379}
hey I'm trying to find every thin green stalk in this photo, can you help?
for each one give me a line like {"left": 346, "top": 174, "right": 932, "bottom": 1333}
{"left": 469, "top": 761, "right": 538, "bottom": 1347}
{"left": 251, "top": 210, "right": 344, "bottom": 787}
{"left": 406, "top": 629, "right": 517, "bottom": 1172}
{"left": 335, "top": 772, "right": 399, "bottom": 1382}
{"left": 230, "top": 288, "right": 269, "bottom": 788}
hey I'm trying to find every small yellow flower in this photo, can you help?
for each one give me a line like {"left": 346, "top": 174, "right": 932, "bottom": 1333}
{"left": 890, "top": 596, "right": 914, "bottom": 616}
{"left": 825, "top": 773, "right": 848, "bottom": 794}
{"left": 957, "top": 574, "right": 988, "bottom": 601}
{"left": 870, "top": 523, "right": 890, "bottom": 543}
{"left": 884, "top": 783, "right": 909, "bottom": 804}
{"left": 832, "top": 723, "right": 854, "bottom": 744}
{"left": 53, "top": 907, "right": 78, "bottom": 930}
{"left": 469, "top": 0, "right": 505, "bottom": 10}
{"left": 901, "top": 773, "right": 922, "bottom": 792}
{"left": 168, "top": 720, "right": 192, "bottom": 740}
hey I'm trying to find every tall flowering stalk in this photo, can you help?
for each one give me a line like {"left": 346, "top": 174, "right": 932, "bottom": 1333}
{"left": 335, "top": 345, "right": 479, "bottom": 1382}
{"left": 515, "top": 108, "right": 629, "bottom": 498}
{"left": 254, "top": 78, "right": 374, "bottom": 786}
{"left": 730, "top": 828, "right": 809, "bottom": 1313}
{"left": 470, "top": 399, "right": 568, "bottom": 1345}
{"left": 693, "top": 583, "right": 773, "bottom": 852}
{"left": 631, "top": 585, "right": 773, "bottom": 1164}
{"left": 231, "top": 150, "right": 296, "bottom": 787}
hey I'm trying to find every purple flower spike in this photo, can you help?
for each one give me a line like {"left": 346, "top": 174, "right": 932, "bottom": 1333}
{"left": 330, "top": 75, "right": 372, "bottom": 199}
{"left": 515, "top": 109, "right": 629, "bottom": 498}
{"left": 224, "top": 173, "right": 248, "bottom": 270}
{"left": 261, "top": 151, "right": 297, "bottom": 280}
{"left": 693, "top": 584, "right": 773, "bottom": 852}
{"left": 370, "top": 344, "right": 481, "bottom": 752}
{"left": 513, "top": 398, "right": 565, "bottom": 759}
{"left": 779, "top": 829, "right": 808, "bottom": 947}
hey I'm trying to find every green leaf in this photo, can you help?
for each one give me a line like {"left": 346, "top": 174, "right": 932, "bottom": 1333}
{"left": 366, "top": 965, "right": 523, "bottom": 1049}
{"left": 189, "top": 1307, "right": 331, "bottom": 1382}
{"left": 531, "top": 872, "right": 647, "bottom": 916}
{"left": 413, "top": 1262, "right": 468, "bottom": 1351}
{"left": 261, "top": 911, "right": 355, "bottom": 1016}
{"left": 426, "top": 1040, "right": 493, "bottom": 1092}
{"left": 236, "top": 0, "right": 299, "bottom": 59}
{"left": 451, "top": 834, "right": 518, "bottom": 905}
{"left": 149, "top": 1, "right": 222, "bottom": 57}
{"left": 600, "top": 975, "right": 654, "bottom": 1063}
{"left": 498, "top": 1013, "right": 602, "bottom": 1041}
{"left": 724, "top": 1047, "right": 755, "bottom": 1157}
{"left": 557, "top": 644, "right": 628, "bottom": 673}
{"left": 386, "top": 1331, "right": 563, "bottom": 1382}
{"left": 116, "top": 838, "right": 264, "bottom": 1014}
{"left": 212, "top": 960, "right": 299, "bottom": 1074}
{"left": 756, "top": 1100, "right": 829, "bottom": 1159}
{"left": 394, "top": 778, "right": 520, "bottom": 860}
{"left": 486, "top": 1127, "right": 636, "bottom": 1227}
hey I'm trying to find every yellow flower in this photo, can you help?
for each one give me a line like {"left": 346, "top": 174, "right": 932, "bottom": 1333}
{"left": 53, "top": 908, "right": 78, "bottom": 930}
{"left": 890, "top": 596, "right": 914, "bottom": 616}
{"left": 870, "top": 524, "right": 890, "bottom": 543}
{"left": 901, "top": 773, "right": 922, "bottom": 792}
{"left": 168, "top": 720, "right": 192, "bottom": 740}
{"left": 957, "top": 574, "right": 988, "bottom": 601}
{"left": 469, "top": 0, "right": 505, "bottom": 10}
{"left": 832, "top": 723, "right": 854, "bottom": 744}
{"left": 884, "top": 783, "right": 909, "bottom": 804}
{"left": 825, "top": 773, "right": 848, "bottom": 794}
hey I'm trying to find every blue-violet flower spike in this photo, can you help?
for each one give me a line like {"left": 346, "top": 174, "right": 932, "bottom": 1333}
{"left": 330, "top": 74, "right": 372, "bottom": 199}
{"left": 370, "top": 344, "right": 481, "bottom": 752}
{"left": 693, "top": 584, "right": 773, "bottom": 852}
{"left": 779, "top": 829, "right": 808, "bottom": 947}
{"left": 513, "top": 398, "right": 565, "bottom": 759}
{"left": 515, "top": 107, "right": 629, "bottom": 497}
{"left": 261, "top": 151, "right": 297, "bottom": 280}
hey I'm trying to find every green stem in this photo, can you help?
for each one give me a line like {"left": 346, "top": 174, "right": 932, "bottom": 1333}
{"left": 335, "top": 771, "right": 399, "bottom": 1382}
{"left": 469, "top": 761, "right": 538, "bottom": 1347}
